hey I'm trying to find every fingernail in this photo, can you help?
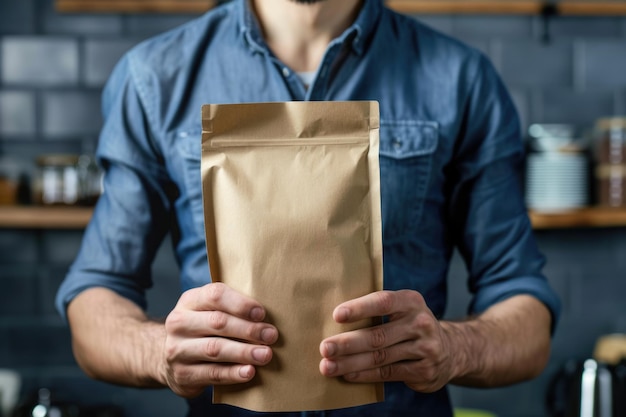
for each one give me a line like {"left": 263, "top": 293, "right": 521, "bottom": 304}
{"left": 324, "top": 342, "right": 337, "bottom": 357}
{"left": 252, "top": 347, "right": 270, "bottom": 363}
{"left": 325, "top": 360, "right": 337, "bottom": 375}
{"left": 261, "top": 328, "right": 277, "bottom": 344}
{"left": 239, "top": 365, "right": 254, "bottom": 379}
{"left": 335, "top": 307, "right": 350, "bottom": 322}
{"left": 250, "top": 307, "right": 264, "bottom": 321}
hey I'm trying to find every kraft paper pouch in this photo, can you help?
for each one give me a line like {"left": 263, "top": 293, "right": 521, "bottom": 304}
{"left": 201, "top": 101, "right": 384, "bottom": 412}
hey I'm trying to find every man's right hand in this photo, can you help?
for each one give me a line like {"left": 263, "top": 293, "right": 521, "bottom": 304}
{"left": 163, "top": 282, "right": 279, "bottom": 398}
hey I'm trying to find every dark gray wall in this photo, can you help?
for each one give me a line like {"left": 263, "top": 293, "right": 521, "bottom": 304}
{"left": 1, "top": 1, "right": 625, "bottom": 416}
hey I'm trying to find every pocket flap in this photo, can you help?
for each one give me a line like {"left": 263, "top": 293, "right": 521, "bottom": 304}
{"left": 379, "top": 120, "right": 438, "bottom": 159}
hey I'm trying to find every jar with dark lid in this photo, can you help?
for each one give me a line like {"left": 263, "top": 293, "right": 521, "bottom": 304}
{"left": 595, "top": 164, "right": 626, "bottom": 208}
{"left": 33, "top": 154, "right": 80, "bottom": 205}
{"left": 595, "top": 117, "right": 626, "bottom": 165}
{"left": 0, "top": 157, "right": 20, "bottom": 205}
{"left": 594, "top": 117, "right": 626, "bottom": 207}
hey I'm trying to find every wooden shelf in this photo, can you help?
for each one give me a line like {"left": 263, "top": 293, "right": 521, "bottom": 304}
{"left": 387, "top": 0, "right": 545, "bottom": 15}
{"left": 558, "top": 1, "right": 626, "bottom": 15}
{"left": 529, "top": 208, "right": 626, "bottom": 229}
{"left": 56, "top": 0, "right": 214, "bottom": 13}
{"left": 0, "top": 206, "right": 93, "bottom": 229}
{"left": 387, "top": 0, "right": 626, "bottom": 15}
{"left": 1, "top": 206, "right": 626, "bottom": 230}
{"left": 53, "top": 0, "right": 626, "bottom": 15}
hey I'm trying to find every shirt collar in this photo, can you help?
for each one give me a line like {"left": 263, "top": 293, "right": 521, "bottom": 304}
{"left": 236, "top": 0, "right": 383, "bottom": 57}
{"left": 348, "top": 0, "right": 383, "bottom": 56}
{"left": 237, "top": 0, "right": 266, "bottom": 54}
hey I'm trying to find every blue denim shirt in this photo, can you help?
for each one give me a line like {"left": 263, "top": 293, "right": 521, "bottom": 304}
{"left": 56, "top": 0, "right": 560, "bottom": 415}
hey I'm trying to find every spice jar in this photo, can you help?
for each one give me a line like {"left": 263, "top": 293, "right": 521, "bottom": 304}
{"left": 33, "top": 154, "right": 80, "bottom": 205}
{"left": 0, "top": 162, "right": 17, "bottom": 206}
{"left": 594, "top": 117, "right": 626, "bottom": 207}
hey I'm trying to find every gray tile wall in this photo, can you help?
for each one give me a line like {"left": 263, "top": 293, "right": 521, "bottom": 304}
{"left": 421, "top": 13, "right": 626, "bottom": 417}
{"left": 0, "top": 2, "right": 625, "bottom": 417}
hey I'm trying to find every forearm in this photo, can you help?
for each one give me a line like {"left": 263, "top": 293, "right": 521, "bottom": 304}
{"left": 442, "top": 294, "right": 552, "bottom": 387}
{"left": 67, "top": 287, "right": 167, "bottom": 388}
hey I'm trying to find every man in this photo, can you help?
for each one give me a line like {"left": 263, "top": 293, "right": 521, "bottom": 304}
{"left": 56, "top": 0, "right": 561, "bottom": 415}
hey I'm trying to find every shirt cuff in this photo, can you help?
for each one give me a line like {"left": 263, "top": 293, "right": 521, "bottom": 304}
{"left": 55, "top": 271, "right": 148, "bottom": 322}
{"left": 470, "top": 276, "right": 561, "bottom": 335}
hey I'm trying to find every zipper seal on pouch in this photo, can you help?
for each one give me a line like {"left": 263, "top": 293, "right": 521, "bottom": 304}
{"left": 204, "top": 136, "right": 369, "bottom": 149}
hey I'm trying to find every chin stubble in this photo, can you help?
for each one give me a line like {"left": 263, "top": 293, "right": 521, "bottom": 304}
{"left": 288, "top": 0, "right": 328, "bottom": 4}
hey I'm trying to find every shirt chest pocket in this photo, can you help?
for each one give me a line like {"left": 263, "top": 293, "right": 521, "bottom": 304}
{"left": 176, "top": 130, "right": 205, "bottom": 232}
{"left": 379, "top": 120, "right": 439, "bottom": 240}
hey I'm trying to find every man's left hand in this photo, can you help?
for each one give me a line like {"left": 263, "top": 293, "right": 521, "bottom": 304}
{"left": 319, "top": 290, "right": 460, "bottom": 393}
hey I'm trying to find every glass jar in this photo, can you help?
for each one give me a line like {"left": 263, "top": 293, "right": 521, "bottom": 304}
{"left": 33, "top": 154, "right": 80, "bottom": 205}
{"left": 594, "top": 117, "right": 626, "bottom": 207}
{"left": 0, "top": 157, "right": 19, "bottom": 205}
{"left": 595, "top": 117, "right": 626, "bottom": 165}
{"left": 596, "top": 165, "right": 626, "bottom": 208}
{"left": 33, "top": 154, "right": 102, "bottom": 206}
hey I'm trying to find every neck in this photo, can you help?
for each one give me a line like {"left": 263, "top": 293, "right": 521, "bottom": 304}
{"left": 252, "top": 0, "right": 362, "bottom": 72}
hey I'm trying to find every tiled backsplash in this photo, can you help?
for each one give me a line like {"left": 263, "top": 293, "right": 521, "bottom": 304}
{"left": 1, "top": 2, "right": 626, "bottom": 416}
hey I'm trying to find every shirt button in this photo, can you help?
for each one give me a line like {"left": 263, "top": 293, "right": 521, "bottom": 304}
{"left": 282, "top": 67, "right": 290, "bottom": 77}
{"left": 392, "top": 139, "right": 403, "bottom": 150}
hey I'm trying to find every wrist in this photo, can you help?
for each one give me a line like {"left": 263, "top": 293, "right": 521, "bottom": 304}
{"left": 440, "top": 320, "right": 484, "bottom": 383}
{"left": 137, "top": 318, "right": 170, "bottom": 388}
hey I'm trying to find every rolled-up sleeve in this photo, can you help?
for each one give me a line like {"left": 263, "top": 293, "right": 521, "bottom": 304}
{"left": 55, "top": 52, "right": 175, "bottom": 321}
{"left": 449, "top": 56, "right": 561, "bottom": 331}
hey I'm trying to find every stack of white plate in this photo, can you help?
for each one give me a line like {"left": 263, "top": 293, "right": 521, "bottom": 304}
{"left": 525, "top": 153, "right": 589, "bottom": 212}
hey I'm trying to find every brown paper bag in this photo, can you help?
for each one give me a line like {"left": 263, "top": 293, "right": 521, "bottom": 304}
{"left": 201, "top": 101, "right": 384, "bottom": 412}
